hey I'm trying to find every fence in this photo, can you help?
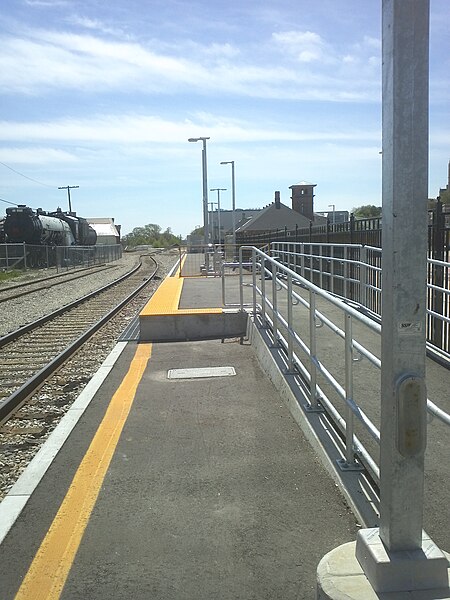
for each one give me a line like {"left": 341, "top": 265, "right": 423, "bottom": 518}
{"left": 236, "top": 245, "right": 450, "bottom": 481}
{"left": 269, "top": 241, "right": 450, "bottom": 362}
{"left": 0, "top": 243, "right": 122, "bottom": 272}
{"left": 181, "top": 244, "right": 240, "bottom": 277}
{"left": 236, "top": 201, "right": 450, "bottom": 261}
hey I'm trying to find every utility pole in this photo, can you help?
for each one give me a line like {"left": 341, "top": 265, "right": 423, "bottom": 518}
{"left": 58, "top": 185, "right": 79, "bottom": 213}
{"left": 210, "top": 188, "right": 226, "bottom": 245}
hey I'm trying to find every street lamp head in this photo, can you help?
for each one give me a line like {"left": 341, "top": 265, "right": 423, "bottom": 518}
{"left": 220, "top": 161, "right": 233, "bottom": 165}
{"left": 188, "top": 137, "right": 210, "bottom": 142}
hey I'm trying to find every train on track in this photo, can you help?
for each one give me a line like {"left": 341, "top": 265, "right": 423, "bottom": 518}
{"left": 3, "top": 205, "right": 97, "bottom": 246}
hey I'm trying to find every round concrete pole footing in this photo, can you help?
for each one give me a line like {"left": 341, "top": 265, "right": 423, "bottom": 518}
{"left": 317, "top": 542, "right": 450, "bottom": 599}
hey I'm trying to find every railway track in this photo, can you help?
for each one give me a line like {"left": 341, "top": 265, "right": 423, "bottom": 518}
{"left": 0, "top": 255, "right": 159, "bottom": 423}
{"left": 0, "top": 263, "right": 115, "bottom": 303}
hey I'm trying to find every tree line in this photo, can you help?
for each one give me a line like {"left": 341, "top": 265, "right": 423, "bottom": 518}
{"left": 121, "top": 224, "right": 181, "bottom": 248}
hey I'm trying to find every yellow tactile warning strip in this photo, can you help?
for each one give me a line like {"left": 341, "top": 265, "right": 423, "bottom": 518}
{"left": 140, "top": 275, "right": 222, "bottom": 317}
{"left": 14, "top": 343, "right": 153, "bottom": 600}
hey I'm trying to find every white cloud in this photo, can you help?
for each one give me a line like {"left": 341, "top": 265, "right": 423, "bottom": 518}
{"left": 0, "top": 147, "right": 77, "bottom": 164}
{"left": 272, "top": 30, "right": 333, "bottom": 64}
{"left": 24, "top": 0, "right": 68, "bottom": 5}
{"left": 0, "top": 27, "right": 380, "bottom": 102}
{"left": 67, "top": 15, "right": 127, "bottom": 37}
{"left": 0, "top": 113, "right": 380, "bottom": 145}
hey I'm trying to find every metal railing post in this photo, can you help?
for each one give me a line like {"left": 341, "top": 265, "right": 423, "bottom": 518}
{"left": 360, "top": 245, "right": 368, "bottom": 307}
{"left": 287, "top": 273, "right": 294, "bottom": 371}
{"left": 300, "top": 242, "right": 305, "bottom": 278}
{"left": 307, "top": 289, "right": 321, "bottom": 410}
{"left": 329, "top": 241, "right": 335, "bottom": 294}
{"left": 261, "top": 255, "right": 267, "bottom": 326}
{"left": 239, "top": 247, "right": 244, "bottom": 311}
{"left": 271, "top": 258, "right": 278, "bottom": 345}
{"left": 344, "top": 246, "right": 348, "bottom": 299}
{"left": 337, "top": 313, "right": 362, "bottom": 471}
{"left": 252, "top": 250, "right": 257, "bottom": 316}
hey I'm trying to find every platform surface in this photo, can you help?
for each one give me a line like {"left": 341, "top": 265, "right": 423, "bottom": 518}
{"left": 0, "top": 337, "right": 358, "bottom": 599}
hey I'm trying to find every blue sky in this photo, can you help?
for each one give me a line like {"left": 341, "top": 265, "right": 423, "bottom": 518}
{"left": 0, "top": 0, "right": 448, "bottom": 237}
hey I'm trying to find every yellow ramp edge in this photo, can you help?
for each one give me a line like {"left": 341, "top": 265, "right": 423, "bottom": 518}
{"left": 140, "top": 276, "right": 222, "bottom": 317}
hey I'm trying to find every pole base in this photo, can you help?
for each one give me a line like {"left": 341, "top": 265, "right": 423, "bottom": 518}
{"left": 356, "top": 528, "right": 449, "bottom": 593}
{"left": 317, "top": 538, "right": 450, "bottom": 599}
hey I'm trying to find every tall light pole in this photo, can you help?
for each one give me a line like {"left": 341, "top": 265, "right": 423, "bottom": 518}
{"left": 58, "top": 185, "right": 79, "bottom": 213}
{"left": 220, "top": 161, "right": 236, "bottom": 247}
{"left": 328, "top": 204, "right": 336, "bottom": 225}
{"left": 188, "top": 137, "right": 210, "bottom": 247}
{"left": 208, "top": 201, "right": 218, "bottom": 242}
{"left": 210, "top": 188, "right": 226, "bottom": 244}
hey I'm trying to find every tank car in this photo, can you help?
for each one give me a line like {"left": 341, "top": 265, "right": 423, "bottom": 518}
{"left": 4, "top": 205, "right": 97, "bottom": 246}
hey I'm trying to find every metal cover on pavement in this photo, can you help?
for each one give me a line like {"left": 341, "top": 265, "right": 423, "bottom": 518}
{"left": 167, "top": 367, "right": 236, "bottom": 379}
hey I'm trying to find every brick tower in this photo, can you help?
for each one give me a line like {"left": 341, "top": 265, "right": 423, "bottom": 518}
{"left": 290, "top": 181, "right": 317, "bottom": 220}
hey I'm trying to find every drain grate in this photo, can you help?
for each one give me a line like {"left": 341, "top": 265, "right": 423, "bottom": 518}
{"left": 167, "top": 366, "right": 236, "bottom": 379}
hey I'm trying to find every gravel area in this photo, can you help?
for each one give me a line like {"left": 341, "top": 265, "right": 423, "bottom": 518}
{"left": 0, "top": 250, "right": 178, "bottom": 501}
{"left": 0, "top": 252, "right": 175, "bottom": 337}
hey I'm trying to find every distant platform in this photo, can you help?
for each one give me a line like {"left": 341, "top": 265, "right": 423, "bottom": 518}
{"left": 139, "top": 274, "right": 248, "bottom": 342}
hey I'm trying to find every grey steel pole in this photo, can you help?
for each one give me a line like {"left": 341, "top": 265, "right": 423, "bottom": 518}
{"left": 220, "top": 161, "right": 236, "bottom": 247}
{"left": 355, "top": 3, "right": 448, "bottom": 593}
{"left": 379, "top": 0, "right": 429, "bottom": 552}
{"left": 231, "top": 162, "right": 236, "bottom": 246}
{"left": 188, "top": 137, "right": 210, "bottom": 247}
{"left": 210, "top": 188, "right": 226, "bottom": 244}
{"left": 202, "top": 142, "right": 209, "bottom": 246}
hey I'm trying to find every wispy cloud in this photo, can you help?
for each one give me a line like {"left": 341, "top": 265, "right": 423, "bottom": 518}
{"left": 0, "top": 146, "right": 77, "bottom": 164}
{"left": 272, "top": 30, "right": 335, "bottom": 64}
{"left": 66, "top": 15, "right": 127, "bottom": 37}
{"left": 0, "top": 26, "right": 380, "bottom": 102}
{"left": 24, "top": 0, "right": 69, "bottom": 7}
{"left": 0, "top": 113, "right": 381, "bottom": 145}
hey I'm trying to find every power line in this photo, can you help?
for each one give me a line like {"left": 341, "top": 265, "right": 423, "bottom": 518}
{"left": 0, "top": 160, "right": 55, "bottom": 189}
{"left": 0, "top": 197, "right": 20, "bottom": 206}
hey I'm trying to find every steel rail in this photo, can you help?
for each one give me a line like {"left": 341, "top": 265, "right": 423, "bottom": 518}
{"left": 0, "top": 263, "right": 112, "bottom": 303}
{"left": 0, "top": 260, "right": 143, "bottom": 349}
{"left": 0, "top": 257, "right": 157, "bottom": 422}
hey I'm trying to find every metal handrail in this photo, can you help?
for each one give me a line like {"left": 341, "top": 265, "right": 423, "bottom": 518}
{"left": 270, "top": 241, "right": 450, "bottom": 361}
{"left": 237, "top": 245, "right": 450, "bottom": 488}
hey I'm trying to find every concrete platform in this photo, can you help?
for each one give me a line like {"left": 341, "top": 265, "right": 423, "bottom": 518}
{"left": 139, "top": 275, "right": 248, "bottom": 341}
{"left": 0, "top": 335, "right": 358, "bottom": 599}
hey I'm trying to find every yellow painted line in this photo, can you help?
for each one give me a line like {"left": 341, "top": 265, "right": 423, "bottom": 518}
{"left": 14, "top": 343, "right": 153, "bottom": 600}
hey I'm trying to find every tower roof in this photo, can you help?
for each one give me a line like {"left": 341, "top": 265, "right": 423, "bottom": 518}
{"left": 289, "top": 181, "right": 316, "bottom": 188}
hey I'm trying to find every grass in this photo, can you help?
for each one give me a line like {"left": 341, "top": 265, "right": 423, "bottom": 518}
{"left": 0, "top": 269, "right": 22, "bottom": 282}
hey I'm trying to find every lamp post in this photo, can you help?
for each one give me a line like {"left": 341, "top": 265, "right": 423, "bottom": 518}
{"left": 220, "top": 161, "right": 236, "bottom": 247}
{"left": 188, "top": 137, "right": 210, "bottom": 247}
{"left": 208, "top": 201, "right": 218, "bottom": 242}
{"left": 58, "top": 185, "right": 79, "bottom": 213}
{"left": 328, "top": 204, "right": 336, "bottom": 225}
{"left": 210, "top": 188, "right": 226, "bottom": 244}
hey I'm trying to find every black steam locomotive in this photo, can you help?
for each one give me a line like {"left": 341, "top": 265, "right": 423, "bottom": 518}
{"left": 4, "top": 205, "right": 97, "bottom": 246}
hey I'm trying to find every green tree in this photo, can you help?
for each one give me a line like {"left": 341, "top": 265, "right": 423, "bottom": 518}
{"left": 122, "top": 223, "right": 180, "bottom": 248}
{"left": 189, "top": 225, "right": 204, "bottom": 238}
{"left": 440, "top": 189, "right": 450, "bottom": 204}
{"left": 351, "top": 205, "right": 382, "bottom": 219}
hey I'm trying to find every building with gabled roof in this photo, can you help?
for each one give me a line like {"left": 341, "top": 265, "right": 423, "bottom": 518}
{"left": 87, "top": 217, "right": 121, "bottom": 245}
{"left": 236, "top": 184, "right": 326, "bottom": 238}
